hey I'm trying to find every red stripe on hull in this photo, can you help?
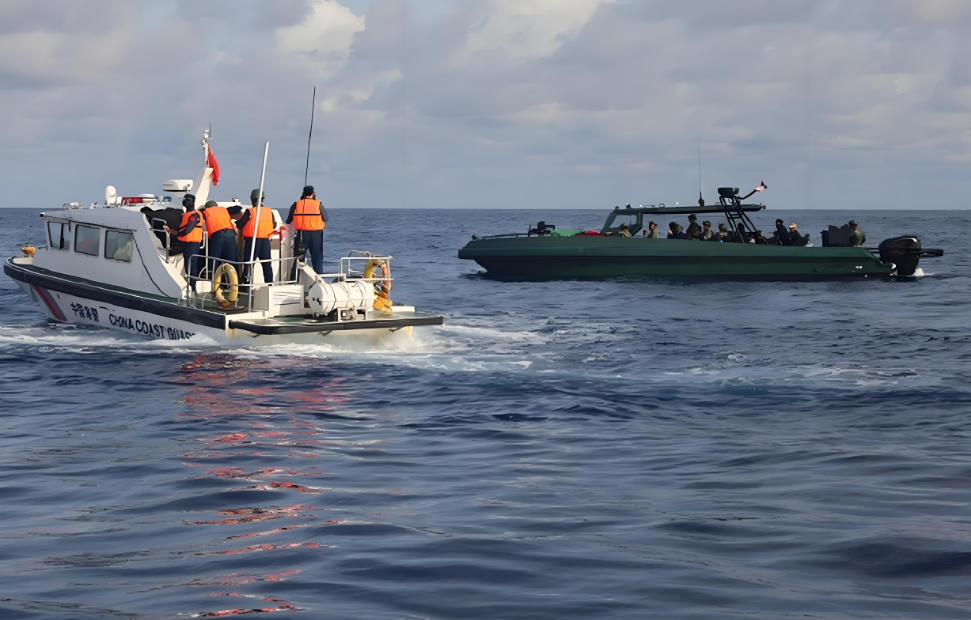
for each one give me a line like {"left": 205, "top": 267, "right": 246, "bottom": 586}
{"left": 33, "top": 285, "right": 66, "bottom": 321}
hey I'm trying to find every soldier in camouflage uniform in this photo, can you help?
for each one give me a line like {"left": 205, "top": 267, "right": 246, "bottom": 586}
{"left": 848, "top": 220, "right": 866, "bottom": 247}
{"left": 686, "top": 214, "right": 702, "bottom": 239}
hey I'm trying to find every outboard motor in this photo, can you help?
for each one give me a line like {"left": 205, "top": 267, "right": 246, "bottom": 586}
{"left": 878, "top": 236, "right": 921, "bottom": 276}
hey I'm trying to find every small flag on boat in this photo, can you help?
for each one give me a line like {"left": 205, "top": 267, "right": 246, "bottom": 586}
{"left": 207, "top": 147, "right": 220, "bottom": 186}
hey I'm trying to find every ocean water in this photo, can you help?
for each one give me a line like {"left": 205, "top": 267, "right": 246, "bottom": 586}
{"left": 1, "top": 206, "right": 970, "bottom": 619}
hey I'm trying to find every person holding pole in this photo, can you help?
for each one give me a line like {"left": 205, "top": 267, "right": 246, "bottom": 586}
{"left": 286, "top": 185, "right": 327, "bottom": 274}
{"left": 237, "top": 189, "right": 276, "bottom": 285}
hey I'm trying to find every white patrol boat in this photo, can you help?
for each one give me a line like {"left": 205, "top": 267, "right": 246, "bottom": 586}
{"left": 4, "top": 132, "right": 443, "bottom": 343}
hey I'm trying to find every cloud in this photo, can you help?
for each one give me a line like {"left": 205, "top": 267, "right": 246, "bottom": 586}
{"left": 0, "top": 0, "right": 969, "bottom": 212}
{"left": 465, "top": 0, "right": 613, "bottom": 60}
{"left": 276, "top": 0, "right": 365, "bottom": 59}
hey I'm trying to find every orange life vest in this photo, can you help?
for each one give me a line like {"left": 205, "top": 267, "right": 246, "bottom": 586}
{"left": 293, "top": 199, "right": 325, "bottom": 231}
{"left": 178, "top": 211, "right": 203, "bottom": 243}
{"left": 242, "top": 206, "right": 274, "bottom": 239}
{"left": 204, "top": 206, "right": 233, "bottom": 236}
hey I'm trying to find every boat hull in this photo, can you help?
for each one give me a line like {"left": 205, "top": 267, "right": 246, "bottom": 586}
{"left": 458, "top": 237, "right": 894, "bottom": 280}
{"left": 5, "top": 258, "right": 442, "bottom": 344}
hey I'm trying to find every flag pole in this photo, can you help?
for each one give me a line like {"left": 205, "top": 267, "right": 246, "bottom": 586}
{"left": 248, "top": 142, "right": 269, "bottom": 309}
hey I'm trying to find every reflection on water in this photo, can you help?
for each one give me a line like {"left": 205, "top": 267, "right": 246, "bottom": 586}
{"left": 2, "top": 209, "right": 971, "bottom": 619}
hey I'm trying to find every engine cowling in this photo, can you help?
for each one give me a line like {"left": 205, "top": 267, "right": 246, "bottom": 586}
{"left": 878, "top": 236, "right": 921, "bottom": 276}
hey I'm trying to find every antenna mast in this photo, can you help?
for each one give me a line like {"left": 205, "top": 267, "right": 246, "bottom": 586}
{"left": 304, "top": 87, "right": 316, "bottom": 188}
{"left": 698, "top": 138, "right": 704, "bottom": 207}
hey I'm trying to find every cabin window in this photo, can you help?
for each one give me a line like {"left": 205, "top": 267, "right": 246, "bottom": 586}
{"left": 47, "top": 221, "right": 69, "bottom": 251}
{"left": 74, "top": 225, "right": 101, "bottom": 256}
{"left": 105, "top": 230, "right": 134, "bottom": 262}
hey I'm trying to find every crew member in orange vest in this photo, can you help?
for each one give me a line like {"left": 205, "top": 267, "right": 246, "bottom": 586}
{"left": 285, "top": 185, "right": 328, "bottom": 274}
{"left": 199, "top": 200, "right": 238, "bottom": 274}
{"left": 164, "top": 193, "right": 204, "bottom": 290}
{"left": 236, "top": 189, "right": 276, "bottom": 285}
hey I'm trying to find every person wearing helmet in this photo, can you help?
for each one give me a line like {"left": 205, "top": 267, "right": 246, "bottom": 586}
{"left": 686, "top": 214, "right": 702, "bottom": 239}
{"left": 714, "top": 223, "right": 730, "bottom": 241}
{"left": 285, "top": 185, "right": 328, "bottom": 274}
{"left": 774, "top": 218, "right": 791, "bottom": 246}
{"left": 700, "top": 220, "right": 714, "bottom": 241}
{"left": 848, "top": 220, "right": 865, "bottom": 247}
{"left": 164, "top": 193, "right": 203, "bottom": 290}
{"left": 236, "top": 189, "right": 276, "bottom": 285}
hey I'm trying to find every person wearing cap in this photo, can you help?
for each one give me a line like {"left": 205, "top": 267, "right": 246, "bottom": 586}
{"left": 848, "top": 220, "right": 865, "bottom": 247}
{"left": 643, "top": 221, "right": 659, "bottom": 238}
{"left": 686, "top": 214, "right": 702, "bottom": 240}
{"left": 236, "top": 189, "right": 276, "bottom": 285}
{"left": 699, "top": 220, "right": 714, "bottom": 241}
{"left": 164, "top": 194, "right": 204, "bottom": 290}
{"left": 199, "top": 200, "right": 239, "bottom": 274}
{"left": 788, "top": 223, "right": 809, "bottom": 247}
{"left": 286, "top": 185, "right": 328, "bottom": 274}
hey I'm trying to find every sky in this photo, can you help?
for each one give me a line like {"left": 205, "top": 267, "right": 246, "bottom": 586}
{"left": 1, "top": 0, "right": 969, "bottom": 210}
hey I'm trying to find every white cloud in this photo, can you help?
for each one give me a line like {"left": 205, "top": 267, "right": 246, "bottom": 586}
{"left": 276, "top": 0, "right": 365, "bottom": 61}
{"left": 465, "top": 0, "right": 613, "bottom": 60}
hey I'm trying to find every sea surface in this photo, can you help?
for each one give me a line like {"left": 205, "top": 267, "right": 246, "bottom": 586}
{"left": 1, "top": 207, "right": 970, "bottom": 619}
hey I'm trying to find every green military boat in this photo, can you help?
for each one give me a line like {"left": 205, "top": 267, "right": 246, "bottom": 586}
{"left": 458, "top": 185, "right": 943, "bottom": 280}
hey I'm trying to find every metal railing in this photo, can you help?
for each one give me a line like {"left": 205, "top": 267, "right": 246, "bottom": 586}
{"left": 183, "top": 252, "right": 303, "bottom": 312}
{"left": 340, "top": 251, "right": 395, "bottom": 284}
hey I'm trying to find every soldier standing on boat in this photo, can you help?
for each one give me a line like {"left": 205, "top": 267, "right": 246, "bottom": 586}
{"left": 286, "top": 185, "right": 328, "bottom": 274}
{"left": 686, "top": 214, "right": 702, "bottom": 239}
{"left": 643, "top": 221, "right": 659, "bottom": 238}
{"left": 237, "top": 189, "right": 276, "bottom": 284}
{"left": 848, "top": 220, "right": 866, "bottom": 246}
{"left": 164, "top": 193, "right": 203, "bottom": 291}
{"left": 775, "top": 218, "right": 791, "bottom": 246}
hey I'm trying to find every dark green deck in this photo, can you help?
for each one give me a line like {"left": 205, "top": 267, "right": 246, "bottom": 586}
{"left": 458, "top": 237, "right": 893, "bottom": 279}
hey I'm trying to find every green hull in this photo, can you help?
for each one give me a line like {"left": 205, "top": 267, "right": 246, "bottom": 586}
{"left": 458, "top": 237, "right": 894, "bottom": 279}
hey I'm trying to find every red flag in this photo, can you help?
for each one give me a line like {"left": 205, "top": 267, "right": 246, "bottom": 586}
{"left": 206, "top": 147, "right": 220, "bottom": 186}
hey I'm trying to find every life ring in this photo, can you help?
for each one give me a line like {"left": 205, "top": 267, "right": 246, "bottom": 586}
{"left": 363, "top": 259, "right": 393, "bottom": 311}
{"left": 212, "top": 263, "right": 239, "bottom": 306}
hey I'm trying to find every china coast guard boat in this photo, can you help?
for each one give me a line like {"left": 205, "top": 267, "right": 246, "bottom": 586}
{"left": 458, "top": 184, "right": 943, "bottom": 280}
{"left": 5, "top": 132, "right": 443, "bottom": 343}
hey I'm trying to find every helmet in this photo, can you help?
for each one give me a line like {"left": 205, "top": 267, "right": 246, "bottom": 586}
{"left": 848, "top": 220, "right": 858, "bottom": 226}
{"left": 688, "top": 214, "right": 697, "bottom": 221}
{"left": 702, "top": 220, "right": 711, "bottom": 226}
{"left": 718, "top": 223, "right": 728, "bottom": 231}
{"left": 203, "top": 200, "right": 218, "bottom": 209}
{"left": 250, "top": 189, "right": 265, "bottom": 202}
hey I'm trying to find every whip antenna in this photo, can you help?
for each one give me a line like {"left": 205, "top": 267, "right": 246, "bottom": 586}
{"left": 698, "top": 138, "right": 704, "bottom": 207}
{"left": 304, "top": 87, "right": 316, "bottom": 187}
